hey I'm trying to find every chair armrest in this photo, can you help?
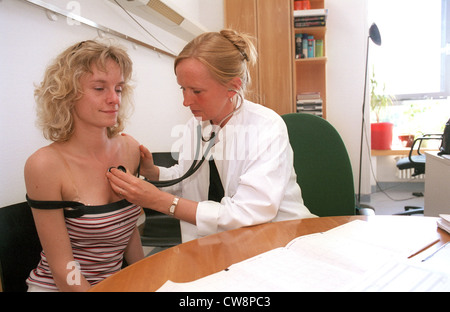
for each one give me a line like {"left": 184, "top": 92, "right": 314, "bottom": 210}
{"left": 408, "top": 134, "right": 442, "bottom": 163}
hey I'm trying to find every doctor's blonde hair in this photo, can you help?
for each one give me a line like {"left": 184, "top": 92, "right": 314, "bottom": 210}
{"left": 34, "top": 40, "right": 134, "bottom": 142}
{"left": 174, "top": 29, "right": 257, "bottom": 101}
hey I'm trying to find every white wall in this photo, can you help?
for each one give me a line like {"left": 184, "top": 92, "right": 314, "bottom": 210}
{"left": 0, "top": 0, "right": 371, "bottom": 207}
{"left": 0, "top": 0, "right": 223, "bottom": 207}
{"left": 326, "top": 0, "right": 371, "bottom": 197}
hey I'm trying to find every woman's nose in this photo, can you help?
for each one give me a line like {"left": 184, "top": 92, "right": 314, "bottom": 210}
{"left": 182, "top": 91, "right": 194, "bottom": 107}
{"left": 107, "top": 89, "right": 121, "bottom": 104}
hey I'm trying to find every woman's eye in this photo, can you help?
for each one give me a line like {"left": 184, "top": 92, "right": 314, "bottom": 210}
{"left": 179, "top": 87, "right": 201, "bottom": 94}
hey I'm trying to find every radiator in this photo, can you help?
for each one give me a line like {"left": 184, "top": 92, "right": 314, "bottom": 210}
{"left": 396, "top": 168, "right": 424, "bottom": 180}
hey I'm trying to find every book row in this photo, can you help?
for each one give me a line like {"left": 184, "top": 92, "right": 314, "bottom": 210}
{"left": 296, "top": 92, "right": 323, "bottom": 116}
{"left": 294, "top": 16, "right": 326, "bottom": 28}
{"left": 295, "top": 34, "right": 323, "bottom": 59}
{"left": 293, "top": 8, "right": 328, "bottom": 28}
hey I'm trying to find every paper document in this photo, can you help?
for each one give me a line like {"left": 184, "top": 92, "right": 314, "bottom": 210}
{"left": 157, "top": 220, "right": 446, "bottom": 292}
{"left": 347, "top": 260, "right": 450, "bottom": 291}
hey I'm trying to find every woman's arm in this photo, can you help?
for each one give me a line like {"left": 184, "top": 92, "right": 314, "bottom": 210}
{"left": 30, "top": 208, "right": 91, "bottom": 291}
{"left": 123, "top": 226, "right": 144, "bottom": 264}
{"left": 25, "top": 147, "right": 91, "bottom": 291}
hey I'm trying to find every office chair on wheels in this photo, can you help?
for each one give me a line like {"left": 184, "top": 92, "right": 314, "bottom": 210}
{"left": 395, "top": 134, "right": 442, "bottom": 215}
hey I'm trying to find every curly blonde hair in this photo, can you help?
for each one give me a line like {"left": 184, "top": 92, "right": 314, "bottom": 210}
{"left": 174, "top": 29, "right": 257, "bottom": 101}
{"left": 34, "top": 40, "right": 133, "bottom": 142}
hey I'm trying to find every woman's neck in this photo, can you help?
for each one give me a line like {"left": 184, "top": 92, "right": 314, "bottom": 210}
{"left": 64, "top": 127, "right": 115, "bottom": 161}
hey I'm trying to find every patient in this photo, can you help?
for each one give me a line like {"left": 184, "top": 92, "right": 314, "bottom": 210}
{"left": 24, "top": 40, "right": 144, "bottom": 291}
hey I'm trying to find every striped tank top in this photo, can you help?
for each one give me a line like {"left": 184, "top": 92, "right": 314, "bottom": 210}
{"left": 26, "top": 196, "right": 141, "bottom": 290}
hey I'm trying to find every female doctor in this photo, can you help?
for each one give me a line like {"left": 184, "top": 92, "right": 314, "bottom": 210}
{"left": 107, "top": 29, "right": 315, "bottom": 242}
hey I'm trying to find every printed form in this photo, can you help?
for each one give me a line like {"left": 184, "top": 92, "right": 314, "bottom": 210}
{"left": 157, "top": 220, "right": 450, "bottom": 292}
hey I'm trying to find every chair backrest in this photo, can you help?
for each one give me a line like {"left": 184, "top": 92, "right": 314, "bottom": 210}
{"left": 152, "top": 152, "right": 179, "bottom": 168}
{"left": 140, "top": 152, "right": 181, "bottom": 248}
{"left": 282, "top": 113, "right": 356, "bottom": 217}
{"left": 0, "top": 202, "right": 42, "bottom": 292}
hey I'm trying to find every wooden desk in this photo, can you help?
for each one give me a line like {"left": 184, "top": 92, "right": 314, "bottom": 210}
{"left": 371, "top": 148, "right": 438, "bottom": 156}
{"left": 90, "top": 216, "right": 449, "bottom": 292}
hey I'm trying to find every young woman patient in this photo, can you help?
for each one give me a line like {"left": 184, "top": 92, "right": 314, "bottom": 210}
{"left": 24, "top": 40, "right": 144, "bottom": 291}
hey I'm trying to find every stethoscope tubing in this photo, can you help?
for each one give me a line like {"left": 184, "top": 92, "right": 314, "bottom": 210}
{"left": 145, "top": 98, "right": 242, "bottom": 188}
{"left": 145, "top": 125, "right": 215, "bottom": 187}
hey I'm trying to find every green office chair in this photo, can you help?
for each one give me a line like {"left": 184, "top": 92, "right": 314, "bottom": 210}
{"left": 282, "top": 113, "right": 363, "bottom": 216}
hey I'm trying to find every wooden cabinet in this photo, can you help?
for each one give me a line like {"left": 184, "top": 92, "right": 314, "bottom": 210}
{"left": 225, "top": 0, "right": 294, "bottom": 115}
{"left": 225, "top": 0, "right": 327, "bottom": 118}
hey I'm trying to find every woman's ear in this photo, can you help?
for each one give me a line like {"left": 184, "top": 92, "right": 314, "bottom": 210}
{"left": 227, "top": 77, "right": 242, "bottom": 96}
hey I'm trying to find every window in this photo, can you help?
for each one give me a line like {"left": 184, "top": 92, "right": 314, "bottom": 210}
{"left": 369, "top": 0, "right": 449, "bottom": 100}
{"left": 368, "top": 0, "right": 450, "bottom": 140}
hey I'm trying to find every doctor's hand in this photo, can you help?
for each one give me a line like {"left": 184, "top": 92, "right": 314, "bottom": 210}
{"left": 106, "top": 167, "right": 161, "bottom": 209}
{"left": 139, "top": 144, "right": 160, "bottom": 181}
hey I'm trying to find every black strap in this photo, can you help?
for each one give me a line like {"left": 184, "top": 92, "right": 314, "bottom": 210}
{"left": 26, "top": 194, "right": 84, "bottom": 209}
{"left": 208, "top": 158, "right": 224, "bottom": 202}
{"left": 25, "top": 194, "right": 131, "bottom": 218}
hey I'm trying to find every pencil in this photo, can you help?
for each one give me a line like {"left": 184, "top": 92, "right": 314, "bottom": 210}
{"left": 421, "top": 241, "right": 449, "bottom": 262}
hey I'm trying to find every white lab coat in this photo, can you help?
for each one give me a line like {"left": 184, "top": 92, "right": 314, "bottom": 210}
{"left": 159, "top": 100, "right": 315, "bottom": 242}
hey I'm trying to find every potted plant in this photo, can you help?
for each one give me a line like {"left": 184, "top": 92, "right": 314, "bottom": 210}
{"left": 370, "top": 68, "right": 395, "bottom": 150}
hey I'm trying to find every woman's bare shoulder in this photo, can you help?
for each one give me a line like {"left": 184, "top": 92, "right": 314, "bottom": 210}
{"left": 24, "top": 144, "right": 65, "bottom": 200}
{"left": 25, "top": 145, "right": 61, "bottom": 174}
{"left": 117, "top": 133, "right": 141, "bottom": 158}
{"left": 116, "top": 134, "right": 141, "bottom": 173}
{"left": 119, "top": 133, "right": 140, "bottom": 148}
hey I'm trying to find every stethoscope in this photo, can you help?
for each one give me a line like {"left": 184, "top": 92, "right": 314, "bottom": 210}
{"left": 146, "top": 98, "right": 242, "bottom": 187}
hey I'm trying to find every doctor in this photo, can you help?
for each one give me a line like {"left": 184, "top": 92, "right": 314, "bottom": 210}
{"left": 107, "top": 29, "right": 315, "bottom": 242}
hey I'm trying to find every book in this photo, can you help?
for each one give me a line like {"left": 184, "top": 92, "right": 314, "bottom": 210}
{"left": 294, "top": 16, "right": 327, "bottom": 28}
{"left": 294, "top": 15, "right": 326, "bottom": 22}
{"left": 297, "top": 103, "right": 322, "bottom": 110}
{"left": 157, "top": 220, "right": 448, "bottom": 292}
{"left": 437, "top": 214, "right": 450, "bottom": 233}
{"left": 294, "top": 20, "right": 326, "bottom": 28}
{"left": 297, "top": 91, "right": 321, "bottom": 100}
{"left": 297, "top": 98, "right": 323, "bottom": 104}
{"left": 297, "top": 110, "right": 323, "bottom": 117}
{"left": 302, "top": 34, "right": 308, "bottom": 58}
{"left": 293, "top": 8, "right": 328, "bottom": 17}
{"left": 307, "top": 35, "right": 314, "bottom": 58}
{"left": 295, "top": 34, "right": 303, "bottom": 59}
{"left": 315, "top": 39, "right": 323, "bottom": 57}
{"left": 297, "top": 106, "right": 323, "bottom": 116}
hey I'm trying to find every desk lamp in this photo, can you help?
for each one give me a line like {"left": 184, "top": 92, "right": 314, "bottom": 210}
{"left": 357, "top": 23, "right": 381, "bottom": 210}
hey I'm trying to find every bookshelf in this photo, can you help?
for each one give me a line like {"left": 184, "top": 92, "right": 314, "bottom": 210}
{"left": 224, "top": 0, "right": 327, "bottom": 117}
{"left": 293, "top": 0, "right": 327, "bottom": 118}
